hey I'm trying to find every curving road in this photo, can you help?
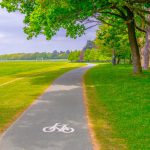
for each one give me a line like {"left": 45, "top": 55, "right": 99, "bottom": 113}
{"left": 0, "top": 64, "right": 95, "bottom": 150}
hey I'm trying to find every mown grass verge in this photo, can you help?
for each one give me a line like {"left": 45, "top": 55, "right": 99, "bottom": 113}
{"left": 84, "top": 64, "right": 149, "bottom": 150}
{"left": 0, "top": 61, "right": 84, "bottom": 133}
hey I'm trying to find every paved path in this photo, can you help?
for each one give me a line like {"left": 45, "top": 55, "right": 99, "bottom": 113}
{"left": 0, "top": 64, "right": 95, "bottom": 150}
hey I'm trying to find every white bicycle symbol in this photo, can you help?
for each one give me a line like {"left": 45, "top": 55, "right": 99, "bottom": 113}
{"left": 43, "top": 123, "right": 75, "bottom": 134}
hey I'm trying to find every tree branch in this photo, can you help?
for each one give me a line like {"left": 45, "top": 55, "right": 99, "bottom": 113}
{"left": 115, "top": 7, "right": 127, "bottom": 20}
{"left": 96, "top": 17, "right": 116, "bottom": 27}
{"left": 99, "top": 11, "right": 125, "bottom": 20}
{"left": 85, "top": 24, "right": 99, "bottom": 30}
{"left": 135, "top": 24, "right": 146, "bottom": 33}
{"left": 80, "top": 19, "right": 101, "bottom": 25}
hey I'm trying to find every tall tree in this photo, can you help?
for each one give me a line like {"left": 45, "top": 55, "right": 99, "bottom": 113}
{"left": 142, "top": 8, "right": 150, "bottom": 70}
{"left": 1, "top": 0, "right": 150, "bottom": 73}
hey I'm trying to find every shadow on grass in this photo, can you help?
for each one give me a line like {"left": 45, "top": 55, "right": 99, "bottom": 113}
{"left": 18, "top": 67, "right": 81, "bottom": 86}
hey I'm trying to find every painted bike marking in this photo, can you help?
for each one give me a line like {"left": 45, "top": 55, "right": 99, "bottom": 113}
{"left": 43, "top": 123, "right": 75, "bottom": 134}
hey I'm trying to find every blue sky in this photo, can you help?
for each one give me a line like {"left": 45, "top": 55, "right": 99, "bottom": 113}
{"left": 0, "top": 8, "right": 98, "bottom": 54}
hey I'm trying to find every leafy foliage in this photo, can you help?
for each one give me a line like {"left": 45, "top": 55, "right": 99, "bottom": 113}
{"left": 68, "top": 50, "right": 80, "bottom": 62}
{"left": 97, "top": 24, "right": 131, "bottom": 60}
{"left": 83, "top": 48, "right": 111, "bottom": 62}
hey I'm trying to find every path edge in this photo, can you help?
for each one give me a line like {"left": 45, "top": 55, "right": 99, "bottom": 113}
{"left": 81, "top": 68, "right": 100, "bottom": 150}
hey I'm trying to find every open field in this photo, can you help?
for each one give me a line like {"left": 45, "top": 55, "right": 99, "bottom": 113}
{"left": 0, "top": 61, "right": 84, "bottom": 133}
{"left": 84, "top": 64, "right": 150, "bottom": 150}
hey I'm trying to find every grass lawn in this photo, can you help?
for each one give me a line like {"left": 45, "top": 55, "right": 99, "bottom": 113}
{"left": 84, "top": 64, "right": 150, "bottom": 150}
{"left": 0, "top": 61, "right": 84, "bottom": 133}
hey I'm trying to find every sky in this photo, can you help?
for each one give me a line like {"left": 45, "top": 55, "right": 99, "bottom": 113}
{"left": 0, "top": 8, "right": 98, "bottom": 55}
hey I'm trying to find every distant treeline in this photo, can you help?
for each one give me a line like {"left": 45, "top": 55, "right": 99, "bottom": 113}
{"left": 0, "top": 50, "right": 70, "bottom": 60}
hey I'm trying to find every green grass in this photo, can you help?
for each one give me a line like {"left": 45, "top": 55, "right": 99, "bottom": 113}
{"left": 84, "top": 64, "right": 150, "bottom": 150}
{"left": 0, "top": 61, "right": 84, "bottom": 132}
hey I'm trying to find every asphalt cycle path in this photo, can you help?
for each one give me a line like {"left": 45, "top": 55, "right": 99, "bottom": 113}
{"left": 0, "top": 64, "right": 95, "bottom": 150}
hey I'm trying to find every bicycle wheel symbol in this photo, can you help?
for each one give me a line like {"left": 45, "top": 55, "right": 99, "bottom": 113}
{"left": 43, "top": 123, "right": 75, "bottom": 134}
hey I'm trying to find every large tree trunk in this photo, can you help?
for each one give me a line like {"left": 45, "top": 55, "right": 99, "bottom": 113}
{"left": 126, "top": 9, "right": 142, "bottom": 74}
{"left": 143, "top": 12, "right": 150, "bottom": 70}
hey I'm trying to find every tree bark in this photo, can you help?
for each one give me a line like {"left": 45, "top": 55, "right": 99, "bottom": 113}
{"left": 143, "top": 31, "right": 150, "bottom": 69}
{"left": 126, "top": 9, "right": 142, "bottom": 74}
{"left": 143, "top": 11, "right": 150, "bottom": 70}
{"left": 117, "top": 56, "right": 121, "bottom": 64}
{"left": 129, "top": 53, "right": 132, "bottom": 64}
{"left": 112, "top": 49, "right": 116, "bottom": 65}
